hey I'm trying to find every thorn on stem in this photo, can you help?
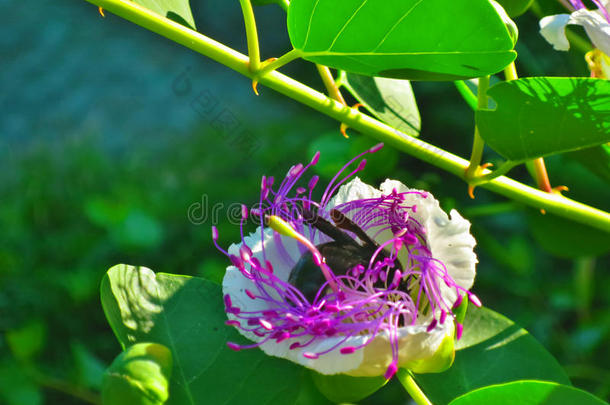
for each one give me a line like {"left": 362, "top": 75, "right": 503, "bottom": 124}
{"left": 252, "top": 80, "right": 259, "bottom": 96}
{"left": 338, "top": 104, "right": 364, "bottom": 138}
{"left": 340, "top": 123, "right": 349, "bottom": 138}
{"left": 465, "top": 162, "right": 493, "bottom": 199}
{"left": 552, "top": 185, "right": 569, "bottom": 195}
{"left": 99, "top": 6, "right": 105, "bottom": 17}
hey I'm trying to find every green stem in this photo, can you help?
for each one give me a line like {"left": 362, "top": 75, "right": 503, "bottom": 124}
{"left": 465, "top": 76, "right": 490, "bottom": 179}
{"left": 316, "top": 64, "right": 346, "bottom": 104}
{"left": 257, "top": 48, "right": 302, "bottom": 76}
{"left": 81, "top": 0, "right": 610, "bottom": 233}
{"left": 454, "top": 80, "right": 478, "bottom": 111}
{"left": 238, "top": 0, "right": 261, "bottom": 72}
{"left": 504, "top": 61, "right": 518, "bottom": 81}
{"left": 470, "top": 160, "right": 521, "bottom": 185}
{"left": 397, "top": 369, "right": 433, "bottom": 405}
{"left": 532, "top": 157, "right": 553, "bottom": 192}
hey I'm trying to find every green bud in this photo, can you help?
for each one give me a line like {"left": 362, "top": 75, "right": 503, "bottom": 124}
{"left": 102, "top": 343, "right": 172, "bottom": 405}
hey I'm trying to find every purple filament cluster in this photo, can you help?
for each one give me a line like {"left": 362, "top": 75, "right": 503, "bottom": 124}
{"left": 213, "top": 144, "right": 479, "bottom": 380}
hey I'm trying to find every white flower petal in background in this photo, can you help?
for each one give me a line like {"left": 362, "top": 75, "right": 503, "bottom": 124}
{"left": 540, "top": 14, "right": 572, "bottom": 51}
{"left": 539, "top": 7, "right": 610, "bottom": 55}
{"left": 570, "top": 8, "right": 610, "bottom": 55}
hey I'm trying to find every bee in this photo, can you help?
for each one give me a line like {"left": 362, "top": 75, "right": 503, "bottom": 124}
{"left": 288, "top": 208, "right": 395, "bottom": 302}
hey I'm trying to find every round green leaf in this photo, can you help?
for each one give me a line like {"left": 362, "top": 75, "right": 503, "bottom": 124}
{"left": 100, "top": 264, "right": 331, "bottom": 405}
{"left": 477, "top": 77, "right": 610, "bottom": 161}
{"left": 287, "top": 0, "right": 516, "bottom": 81}
{"left": 310, "top": 371, "right": 387, "bottom": 403}
{"left": 414, "top": 306, "right": 570, "bottom": 405}
{"left": 103, "top": 343, "right": 172, "bottom": 405}
{"left": 449, "top": 381, "right": 608, "bottom": 405}
{"left": 341, "top": 72, "right": 421, "bottom": 137}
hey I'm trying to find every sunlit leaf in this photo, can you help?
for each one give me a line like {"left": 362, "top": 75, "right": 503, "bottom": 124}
{"left": 448, "top": 380, "right": 608, "bottom": 405}
{"left": 287, "top": 0, "right": 516, "bottom": 81}
{"left": 414, "top": 306, "right": 570, "bottom": 405}
{"left": 477, "top": 77, "right": 610, "bottom": 161}
{"left": 100, "top": 264, "right": 330, "bottom": 405}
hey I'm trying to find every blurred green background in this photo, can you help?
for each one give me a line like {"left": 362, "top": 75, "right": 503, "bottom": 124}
{"left": 1, "top": 0, "right": 609, "bottom": 403}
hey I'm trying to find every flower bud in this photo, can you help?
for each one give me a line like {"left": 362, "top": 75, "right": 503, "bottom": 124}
{"left": 102, "top": 343, "right": 172, "bottom": 405}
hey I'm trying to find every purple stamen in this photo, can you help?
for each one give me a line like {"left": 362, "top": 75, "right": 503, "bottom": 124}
{"left": 384, "top": 361, "right": 398, "bottom": 380}
{"left": 227, "top": 342, "right": 241, "bottom": 351}
{"left": 215, "top": 145, "right": 477, "bottom": 379}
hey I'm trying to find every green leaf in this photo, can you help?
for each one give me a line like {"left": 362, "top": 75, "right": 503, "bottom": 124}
{"left": 448, "top": 381, "right": 608, "bottom": 405}
{"left": 310, "top": 371, "right": 387, "bottom": 403}
{"left": 287, "top": 0, "right": 516, "bottom": 81}
{"left": 477, "top": 77, "right": 610, "bottom": 161}
{"left": 495, "top": 0, "right": 534, "bottom": 17}
{"left": 340, "top": 72, "right": 420, "bottom": 137}
{"left": 103, "top": 342, "right": 173, "bottom": 405}
{"left": 131, "top": 0, "right": 196, "bottom": 29}
{"left": 414, "top": 306, "right": 570, "bottom": 405}
{"left": 567, "top": 144, "right": 610, "bottom": 184}
{"left": 527, "top": 209, "right": 610, "bottom": 258}
{"left": 101, "top": 264, "right": 329, "bottom": 405}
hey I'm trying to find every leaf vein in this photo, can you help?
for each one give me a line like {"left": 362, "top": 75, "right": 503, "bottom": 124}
{"left": 303, "top": 0, "right": 321, "bottom": 49}
{"left": 371, "top": 0, "right": 425, "bottom": 52}
{"left": 327, "top": 0, "right": 369, "bottom": 51}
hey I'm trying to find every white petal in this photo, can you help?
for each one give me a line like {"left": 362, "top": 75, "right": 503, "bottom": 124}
{"left": 223, "top": 226, "right": 313, "bottom": 343}
{"left": 540, "top": 14, "right": 572, "bottom": 51}
{"left": 379, "top": 180, "right": 477, "bottom": 306}
{"left": 569, "top": 9, "right": 610, "bottom": 55}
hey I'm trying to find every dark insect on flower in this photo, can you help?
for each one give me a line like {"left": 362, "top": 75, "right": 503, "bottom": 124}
{"left": 213, "top": 144, "right": 479, "bottom": 379}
